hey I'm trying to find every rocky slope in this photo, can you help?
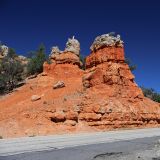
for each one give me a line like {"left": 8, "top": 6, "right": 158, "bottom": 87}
{"left": 0, "top": 34, "right": 160, "bottom": 138}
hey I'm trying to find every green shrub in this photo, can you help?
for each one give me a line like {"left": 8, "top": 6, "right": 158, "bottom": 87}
{"left": 125, "top": 58, "right": 137, "bottom": 71}
{"left": 27, "top": 44, "right": 47, "bottom": 75}
{"left": 0, "top": 57, "right": 23, "bottom": 94}
{"left": 0, "top": 49, "right": 24, "bottom": 94}
{"left": 7, "top": 48, "right": 17, "bottom": 58}
{"left": 141, "top": 87, "right": 160, "bottom": 103}
{"left": 80, "top": 54, "right": 86, "bottom": 70}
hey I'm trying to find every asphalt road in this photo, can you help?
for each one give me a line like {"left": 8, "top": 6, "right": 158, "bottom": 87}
{"left": 1, "top": 128, "right": 160, "bottom": 160}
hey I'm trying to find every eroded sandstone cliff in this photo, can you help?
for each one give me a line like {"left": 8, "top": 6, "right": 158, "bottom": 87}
{"left": 0, "top": 34, "right": 159, "bottom": 138}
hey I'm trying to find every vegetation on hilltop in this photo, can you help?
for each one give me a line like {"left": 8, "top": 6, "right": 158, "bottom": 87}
{"left": 27, "top": 44, "right": 47, "bottom": 75}
{"left": 0, "top": 44, "right": 48, "bottom": 94}
{"left": 0, "top": 48, "right": 24, "bottom": 94}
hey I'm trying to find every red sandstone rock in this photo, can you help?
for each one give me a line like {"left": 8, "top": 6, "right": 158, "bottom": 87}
{"left": 31, "top": 95, "right": 41, "bottom": 101}
{"left": 64, "top": 120, "right": 77, "bottom": 126}
{"left": 50, "top": 111, "right": 66, "bottom": 122}
{"left": 0, "top": 37, "right": 160, "bottom": 138}
{"left": 50, "top": 51, "right": 82, "bottom": 67}
{"left": 53, "top": 81, "right": 65, "bottom": 89}
{"left": 65, "top": 111, "right": 78, "bottom": 121}
{"left": 85, "top": 47, "right": 125, "bottom": 69}
{"left": 83, "top": 47, "right": 143, "bottom": 99}
{"left": 79, "top": 113, "right": 102, "bottom": 122}
{"left": 43, "top": 62, "right": 83, "bottom": 77}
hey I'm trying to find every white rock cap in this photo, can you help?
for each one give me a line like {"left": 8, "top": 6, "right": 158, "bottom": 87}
{"left": 64, "top": 36, "right": 80, "bottom": 56}
{"left": 90, "top": 33, "right": 124, "bottom": 51}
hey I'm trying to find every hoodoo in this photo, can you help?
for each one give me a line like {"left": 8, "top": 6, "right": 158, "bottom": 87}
{"left": 0, "top": 34, "right": 160, "bottom": 138}
{"left": 43, "top": 36, "right": 83, "bottom": 75}
{"left": 81, "top": 33, "right": 160, "bottom": 128}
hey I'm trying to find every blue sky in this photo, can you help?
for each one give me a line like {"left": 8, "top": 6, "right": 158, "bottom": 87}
{"left": 0, "top": 0, "right": 160, "bottom": 92}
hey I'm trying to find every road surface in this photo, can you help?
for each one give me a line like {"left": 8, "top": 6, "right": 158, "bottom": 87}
{"left": 1, "top": 128, "right": 160, "bottom": 160}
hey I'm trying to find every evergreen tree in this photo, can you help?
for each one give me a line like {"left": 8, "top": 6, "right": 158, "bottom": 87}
{"left": 27, "top": 44, "right": 47, "bottom": 75}
{"left": 125, "top": 57, "right": 137, "bottom": 71}
{"left": 141, "top": 87, "right": 160, "bottom": 103}
{"left": 0, "top": 48, "right": 23, "bottom": 94}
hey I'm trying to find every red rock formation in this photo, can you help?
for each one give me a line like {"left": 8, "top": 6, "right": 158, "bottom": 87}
{"left": 86, "top": 47, "right": 125, "bottom": 68}
{"left": 49, "top": 51, "right": 82, "bottom": 67}
{"left": 83, "top": 46, "right": 142, "bottom": 98}
{"left": 43, "top": 61, "right": 83, "bottom": 77}
{"left": 48, "top": 36, "right": 82, "bottom": 67}
{"left": 81, "top": 45, "right": 160, "bottom": 129}
{"left": 0, "top": 35, "right": 160, "bottom": 138}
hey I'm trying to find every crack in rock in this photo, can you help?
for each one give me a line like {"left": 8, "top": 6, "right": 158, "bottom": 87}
{"left": 93, "top": 152, "right": 123, "bottom": 159}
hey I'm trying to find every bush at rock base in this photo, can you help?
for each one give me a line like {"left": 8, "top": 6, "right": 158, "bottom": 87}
{"left": 141, "top": 87, "right": 160, "bottom": 103}
{"left": 27, "top": 44, "right": 47, "bottom": 75}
